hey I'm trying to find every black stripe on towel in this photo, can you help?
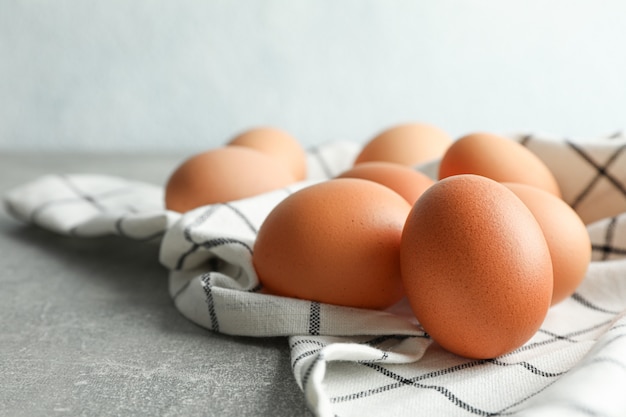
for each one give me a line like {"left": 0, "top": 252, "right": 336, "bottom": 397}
{"left": 308, "top": 302, "right": 321, "bottom": 336}
{"left": 201, "top": 273, "right": 220, "bottom": 332}
{"left": 359, "top": 362, "right": 494, "bottom": 416}
{"left": 570, "top": 293, "right": 622, "bottom": 315}
{"left": 223, "top": 202, "right": 258, "bottom": 234}
{"left": 566, "top": 141, "right": 626, "bottom": 209}
{"left": 175, "top": 238, "right": 253, "bottom": 271}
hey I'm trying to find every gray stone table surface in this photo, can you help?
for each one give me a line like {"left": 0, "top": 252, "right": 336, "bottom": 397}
{"left": 0, "top": 152, "right": 312, "bottom": 417}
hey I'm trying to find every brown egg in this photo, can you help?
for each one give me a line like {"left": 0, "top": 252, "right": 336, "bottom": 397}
{"left": 355, "top": 123, "right": 453, "bottom": 166}
{"left": 165, "top": 146, "right": 295, "bottom": 212}
{"left": 400, "top": 174, "right": 553, "bottom": 359}
{"left": 503, "top": 182, "right": 591, "bottom": 306}
{"left": 227, "top": 126, "right": 308, "bottom": 181}
{"left": 335, "top": 161, "right": 435, "bottom": 205}
{"left": 253, "top": 178, "right": 411, "bottom": 310}
{"left": 438, "top": 132, "right": 561, "bottom": 197}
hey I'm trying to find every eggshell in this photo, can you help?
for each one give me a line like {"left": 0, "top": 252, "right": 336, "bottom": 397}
{"left": 400, "top": 174, "right": 553, "bottom": 359}
{"left": 355, "top": 123, "right": 453, "bottom": 166}
{"left": 503, "top": 182, "right": 591, "bottom": 306}
{"left": 335, "top": 161, "right": 434, "bottom": 205}
{"left": 253, "top": 178, "right": 411, "bottom": 310}
{"left": 165, "top": 146, "right": 295, "bottom": 213}
{"left": 227, "top": 126, "right": 308, "bottom": 181}
{"left": 438, "top": 132, "right": 561, "bottom": 197}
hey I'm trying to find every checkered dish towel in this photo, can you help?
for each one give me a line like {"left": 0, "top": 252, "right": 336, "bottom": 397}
{"left": 5, "top": 134, "right": 626, "bottom": 417}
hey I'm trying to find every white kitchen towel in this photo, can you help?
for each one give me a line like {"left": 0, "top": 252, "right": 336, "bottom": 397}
{"left": 4, "top": 135, "right": 626, "bottom": 417}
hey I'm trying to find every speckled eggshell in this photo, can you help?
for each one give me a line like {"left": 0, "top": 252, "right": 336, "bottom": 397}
{"left": 438, "top": 132, "right": 562, "bottom": 198}
{"left": 252, "top": 178, "right": 411, "bottom": 310}
{"left": 164, "top": 146, "right": 295, "bottom": 213}
{"left": 355, "top": 123, "right": 453, "bottom": 166}
{"left": 336, "top": 161, "right": 435, "bottom": 205}
{"left": 400, "top": 174, "right": 553, "bottom": 359}
{"left": 504, "top": 182, "right": 591, "bottom": 306}
{"left": 227, "top": 126, "right": 308, "bottom": 181}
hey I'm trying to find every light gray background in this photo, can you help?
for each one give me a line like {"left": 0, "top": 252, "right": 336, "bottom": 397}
{"left": 2, "top": 0, "right": 626, "bottom": 153}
